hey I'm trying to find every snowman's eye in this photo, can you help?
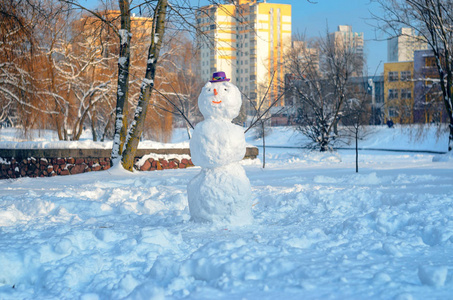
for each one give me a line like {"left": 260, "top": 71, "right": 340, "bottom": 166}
{"left": 224, "top": 88, "right": 227, "bottom": 91}
{"left": 208, "top": 88, "right": 211, "bottom": 91}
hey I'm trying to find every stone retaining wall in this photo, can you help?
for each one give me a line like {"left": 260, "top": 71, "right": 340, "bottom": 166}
{"left": 138, "top": 157, "right": 193, "bottom": 171}
{"left": 0, "top": 147, "right": 259, "bottom": 179}
{"left": 0, "top": 157, "right": 111, "bottom": 179}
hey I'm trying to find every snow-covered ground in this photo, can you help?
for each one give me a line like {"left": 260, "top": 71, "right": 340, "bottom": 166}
{"left": 0, "top": 126, "right": 452, "bottom": 299}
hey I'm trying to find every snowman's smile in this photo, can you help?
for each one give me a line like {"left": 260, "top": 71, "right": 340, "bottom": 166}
{"left": 212, "top": 100, "right": 222, "bottom": 104}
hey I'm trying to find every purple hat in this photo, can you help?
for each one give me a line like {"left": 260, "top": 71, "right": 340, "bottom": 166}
{"left": 210, "top": 71, "right": 230, "bottom": 82}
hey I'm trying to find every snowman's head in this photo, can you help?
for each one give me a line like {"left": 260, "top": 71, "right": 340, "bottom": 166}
{"left": 198, "top": 81, "right": 242, "bottom": 120}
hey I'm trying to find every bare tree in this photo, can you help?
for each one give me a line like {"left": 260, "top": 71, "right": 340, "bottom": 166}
{"left": 49, "top": 18, "right": 115, "bottom": 141}
{"left": 1, "top": 0, "right": 117, "bottom": 140}
{"left": 117, "top": 0, "right": 168, "bottom": 170}
{"left": 243, "top": 71, "right": 287, "bottom": 168}
{"left": 373, "top": 0, "right": 453, "bottom": 152}
{"left": 0, "top": 0, "right": 57, "bottom": 133}
{"left": 286, "top": 32, "right": 364, "bottom": 151}
{"left": 341, "top": 89, "right": 373, "bottom": 173}
{"left": 149, "top": 37, "right": 203, "bottom": 140}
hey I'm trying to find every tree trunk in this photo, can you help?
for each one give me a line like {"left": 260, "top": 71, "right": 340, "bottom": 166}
{"left": 320, "top": 130, "right": 329, "bottom": 152}
{"left": 111, "top": 0, "right": 131, "bottom": 164}
{"left": 262, "top": 121, "right": 266, "bottom": 168}
{"left": 186, "top": 123, "right": 192, "bottom": 139}
{"left": 73, "top": 104, "right": 90, "bottom": 140}
{"left": 448, "top": 117, "right": 453, "bottom": 152}
{"left": 63, "top": 103, "right": 69, "bottom": 140}
{"left": 355, "top": 129, "right": 358, "bottom": 173}
{"left": 55, "top": 114, "right": 63, "bottom": 140}
{"left": 121, "top": 0, "right": 168, "bottom": 171}
{"left": 101, "top": 111, "right": 113, "bottom": 142}
{"left": 434, "top": 52, "right": 453, "bottom": 152}
{"left": 91, "top": 108, "right": 97, "bottom": 142}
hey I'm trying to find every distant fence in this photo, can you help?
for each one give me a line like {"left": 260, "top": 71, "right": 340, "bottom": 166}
{"left": 0, "top": 147, "right": 259, "bottom": 180}
{"left": 256, "top": 145, "right": 447, "bottom": 155}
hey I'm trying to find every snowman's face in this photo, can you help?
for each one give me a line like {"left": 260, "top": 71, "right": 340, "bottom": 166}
{"left": 198, "top": 81, "right": 242, "bottom": 120}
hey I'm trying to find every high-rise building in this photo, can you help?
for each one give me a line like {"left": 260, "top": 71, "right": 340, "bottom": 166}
{"left": 387, "top": 28, "right": 427, "bottom": 62}
{"left": 291, "top": 40, "right": 319, "bottom": 73}
{"left": 328, "top": 25, "right": 364, "bottom": 76}
{"left": 196, "top": 0, "right": 291, "bottom": 109}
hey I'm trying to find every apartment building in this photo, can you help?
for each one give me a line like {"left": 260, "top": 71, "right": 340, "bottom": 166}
{"left": 196, "top": 0, "right": 291, "bottom": 109}
{"left": 329, "top": 25, "right": 364, "bottom": 76}
{"left": 387, "top": 27, "right": 427, "bottom": 62}
{"left": 413, "top": 49, "right": 448, "bottom": 124}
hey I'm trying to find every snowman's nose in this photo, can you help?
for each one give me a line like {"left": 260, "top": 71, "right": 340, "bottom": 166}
{"left": 213, "top": 88, "right": 218, "bottom": 96}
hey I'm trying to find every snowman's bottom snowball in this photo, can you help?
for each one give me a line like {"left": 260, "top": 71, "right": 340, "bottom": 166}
{"left": 187, "top": 164, "right": 252, "bottom": 225}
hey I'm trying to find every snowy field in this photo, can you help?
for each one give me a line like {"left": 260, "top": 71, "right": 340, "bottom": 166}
{"left": 0, "top": 126, "right": 453, "bottom": 299}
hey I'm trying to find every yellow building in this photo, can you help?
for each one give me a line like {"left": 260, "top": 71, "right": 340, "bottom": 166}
{"left": 196, "top": 0, "right": 291, "bottom": 109}
{"left": 384, "top": 61, "right": 414, "bottom": 124}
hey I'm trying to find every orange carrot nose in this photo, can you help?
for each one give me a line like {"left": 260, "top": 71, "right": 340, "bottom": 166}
{"left": 214, "top": 88, "right": 218, "bottom": 96}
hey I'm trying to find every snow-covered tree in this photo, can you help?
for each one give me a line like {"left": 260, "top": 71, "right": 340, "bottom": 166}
{"left": 1, "top": 0, "right": 116, "bottom": 139}
{"left": 46, "top": 13, "right": 115, "bottom": 141}
{"left": 286, "top": 33, "right": 365, "bottom": 152}
{"left": 0, "top": 0, "right": 52, "bottom": 132}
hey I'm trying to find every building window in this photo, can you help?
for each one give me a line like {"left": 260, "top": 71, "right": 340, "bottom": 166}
{"left": 388, "top": 89, "right": 399, "bottom": 99}
{"left": 401, "top": 89, "right": 412, "bottom": 99}
{"left": 425, "top": 57, "right": 436, "bottom": 67}
{"left": 388, "top": 71, "right": 398, "bottom": 82}
{"left": 389, "top": 108, "right": 398, "bottom": 117}
{"left": 400, "top": 71, "right": 411, "bottom": 81}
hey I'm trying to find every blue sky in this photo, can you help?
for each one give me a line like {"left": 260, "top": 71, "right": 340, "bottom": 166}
{"left": 79, "top": 0, "right": 388, "bottom": 75}
{"left": 273, "top": 0, "right": 387, "bottom": 76}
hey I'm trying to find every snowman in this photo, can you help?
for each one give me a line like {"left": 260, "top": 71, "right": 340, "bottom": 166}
{"left": 187, "top": 71, "right": 252, "bottom": 225}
